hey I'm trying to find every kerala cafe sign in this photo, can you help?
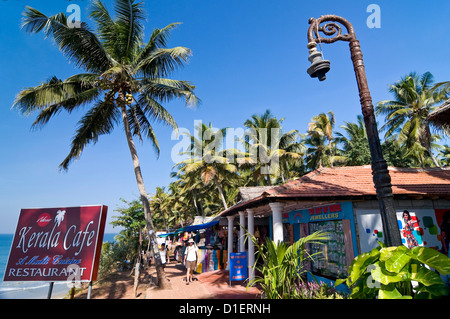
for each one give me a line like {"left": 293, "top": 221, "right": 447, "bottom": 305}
{"left": 3, "top": 205, "right": 107, "bottom": 283}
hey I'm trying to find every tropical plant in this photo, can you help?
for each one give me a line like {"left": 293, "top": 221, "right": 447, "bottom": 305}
{"left": 150, "top": 186, "right": 174, "bottom": 231}
{"left": 98, "top": 240, "right": 135, "bottom": 278}
{"left": 111, "top": 198, "right": 146, "bottom": 235}
{"left": 336, "top": 242, "right": 450, "bottom": 299}
{"left": 169, "top": 177, "right": 201, "bottom": 223}
{"left": 13, "top": 0, "right": 200, "bottom": 289}
{"left": 335, "top": 115, "right": 371, "bottom": 166}
{"left": 305, "top": 111, "right": 346, "bottom": 169}
{"left": 376, "top": 72, "right": 450, "bottom": 167}
{"left": 438, "top": 144, "right": 450, "bottom": 166}
{"left": 247, "top": 231, "right": 330, "bottom": 299}
{"left": 307, "top": 111, "right": 338, "bottom": 167}
{"left": 242, "top": 109, "right": 303, "bottom": 185}
{"left": 175, "top": 122, "right": 238, "bottom": 210}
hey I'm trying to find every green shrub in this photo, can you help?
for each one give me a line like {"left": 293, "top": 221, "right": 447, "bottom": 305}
{"left": 336, "top": 242, "right": 450, "bottom": 299}
{"left": 247, "top": 231, "right": 330, "bottom": 299}
{"left": 98, "top": 241, "right": 133, "bottom": 279}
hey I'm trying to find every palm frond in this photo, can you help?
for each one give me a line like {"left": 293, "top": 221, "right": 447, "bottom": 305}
{"left": 127, "top": 104, "right": 161, "bottom": 156}
{"left": 134, "top": 22, "right": 181, "bottom": 65}
{"left": 135, "top": 47, "right": 192, "bottom": 79}
{"left": 135, "top": 92, "right": 178, "bottom": 128}
{"left": 114, "top": 0, "right": 145, "bottom": 62}
{"left": 140, "top": 77, "right": 199, "bottom": 107}
{"left": 89, "top": 0, "right": 119, "bottom": 56}
{"left": 22, "top": 6, "right": 114, "bottom": 73}
{"left": 13, "top": 75, "right": 101, "bottom": 122}
{"left": 59, "top": 100, "right": 120, "bottom": 170}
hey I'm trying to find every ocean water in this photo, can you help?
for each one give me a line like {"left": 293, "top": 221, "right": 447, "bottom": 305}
{"left": 0, "top": 233, "right": 117, "bottom": 299}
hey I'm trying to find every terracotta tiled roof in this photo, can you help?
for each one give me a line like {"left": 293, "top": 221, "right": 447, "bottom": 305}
{"left": 265, "top": 165, "right": 450, "bottom": 198}
{"left": 218, "top": 165, "right": 450, "bottom": 217}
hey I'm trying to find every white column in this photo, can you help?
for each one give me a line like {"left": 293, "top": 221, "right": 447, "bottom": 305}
{"left": 247, "top": 208, "right": 255, "bottom": 281}
{"left": 269, "top": 202, "right": 284, "bottom": 245}
{"left": 226, "top": 215, "right": 235, "bottom": 270}
{"left": 239, "top": 211, "right": 246, "bottom": 252}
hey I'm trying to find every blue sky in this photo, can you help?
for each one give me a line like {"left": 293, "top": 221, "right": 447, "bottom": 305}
{"left": 0, "top": 0, "right": 449, "bottom": 233}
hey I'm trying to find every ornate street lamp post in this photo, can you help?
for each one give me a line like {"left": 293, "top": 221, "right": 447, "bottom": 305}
{"left": 306, "top": 15, "right": 402, "bottom": 247}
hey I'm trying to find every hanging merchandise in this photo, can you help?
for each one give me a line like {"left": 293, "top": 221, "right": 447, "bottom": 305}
{"left": 308, "top": 220, "right": 347, "bottom": 278}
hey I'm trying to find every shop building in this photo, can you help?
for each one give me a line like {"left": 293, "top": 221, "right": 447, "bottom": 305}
{"left": 218, "top": 165, "right": 450, "bottom": 284}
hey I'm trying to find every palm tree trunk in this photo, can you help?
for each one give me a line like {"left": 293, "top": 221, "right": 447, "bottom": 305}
{"left": 424, "top": 125, "right": 440, "bottom": 167}
{"left": 428, "top": 147, "right": 440, "bottom": 167}
{"left": 191, "top": 190, "right": 201, "bottom": 216}
{"left": 162, "top": 211, "right": 168, "bottom": 232}
{"left": 118, "top": 91, "right": 171, "bottom": 289}
{"left": 328, "top": 139, "right": 334, "bottom": 167}
{"left": 213, "top": 176, "right": 228, "bottom": 210}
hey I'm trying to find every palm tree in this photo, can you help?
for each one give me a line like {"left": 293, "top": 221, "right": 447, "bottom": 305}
{"left": 242, "top": 109, "right": 303, "bottom": 185}
{"left": 13, "top": 0, "right": 199, "bottom": 289}
{"left": 167, "top": 181, "right": 191, "bottom": 227}
{"left": 307, "top": 111, "right": 337, "bottom": 167}
{"left": 304, "top": 129, "right": 328, "bottom": 170}
{"left": 171, "top": 170, "right": 207, "bottom": 218}
{"left": 437, "top": 144, "right": 450, "bottom": 167}
{"left": 376, "top": 72, "right": 450, "bottom": 167}
{"left": 175, "top": 122, "right": 236, "bottom": 210}
{"left": 335, "top": 115, "right": 371, "bottom": 166}
{"left": 150, "top": 186, "right": 172, "bottom": 231}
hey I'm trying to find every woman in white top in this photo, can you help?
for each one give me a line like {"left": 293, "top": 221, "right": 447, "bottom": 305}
{"left": 184, "top": 238, "right": 199, "bottom": 284}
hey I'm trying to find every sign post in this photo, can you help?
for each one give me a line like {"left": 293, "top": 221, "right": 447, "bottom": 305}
{"left": 4, "top": 205, "right": 107, "bottom": 298}
{"left": 229, "top": 252, "right": 248, "bottom": 287}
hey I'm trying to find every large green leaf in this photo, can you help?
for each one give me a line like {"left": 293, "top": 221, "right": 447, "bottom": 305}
{"left": 378, "top": 284, "right": 412, "bottom": 299}
{"left": 349, "top": 247, "right": 381, "bottom": 284}
{"left": 415, "top": 283, "right": 449, "bottom": 299}
{"left": 380, "top": 246, "right": 412, "bottom": 273}
{"left": 408, "top": 263, "right": 446, "bottom": 286}
{"left": 371, "top": 261, "right": 408, "bottom": 285}
{"left": 410, "top": 246, "right": 450, "bottom": 274}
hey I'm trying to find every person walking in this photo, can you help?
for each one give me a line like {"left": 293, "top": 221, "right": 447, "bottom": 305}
{"left": 159, "top": 243, "right": 168, "bottom": 268}
{"left": 184, "top": 238, "right": 199, "bottom": 285}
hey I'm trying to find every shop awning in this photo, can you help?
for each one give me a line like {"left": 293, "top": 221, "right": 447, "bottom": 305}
{"left": 157, "top": 232, "right": 174, "bottom": 238}
{"left": 176, "top": 219, "right": 219, "bottom": 233}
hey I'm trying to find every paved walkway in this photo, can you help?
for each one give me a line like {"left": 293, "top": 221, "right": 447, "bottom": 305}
{"left": 145, "top": 262, "right": 262, "bottom": 299}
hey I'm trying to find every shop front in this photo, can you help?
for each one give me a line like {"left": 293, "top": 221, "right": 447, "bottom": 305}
{"left": 172, "top": 219, "right": 229, "bottom": 274}
{"left": 217, "top": 166, "right": 450, "bottom": 287}
{"left": 284, "top": 202, "right": 358, "bottom": 282}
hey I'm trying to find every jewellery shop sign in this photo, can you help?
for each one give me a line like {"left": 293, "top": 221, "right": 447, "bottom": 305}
{"left": 3, "top": 205, "right": 107, "bottom": 283}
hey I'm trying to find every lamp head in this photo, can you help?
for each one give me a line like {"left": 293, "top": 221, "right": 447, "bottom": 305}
{"left": 306, "top": 42, "right": 330, "bottom": 81}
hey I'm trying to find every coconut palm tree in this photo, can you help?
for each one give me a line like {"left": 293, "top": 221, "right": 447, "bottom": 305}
{"left": 307, "top": 111, "right": 337, "bottom": 167}
{"left": 335, "top": 115, "right": 371, "bottom": 166}
{"left": 150, "top": 186, "right": 172, "bottom": 231}
{"left": 376, "top": 72, "right": 450, "bottom": 167}
{"left": 242, "top": 110, "right": 303, "bottom": 185}
{"left": 13, "top": 0, "right": 199, "bottom": 289}
{"left": 438, "top": 145, "right": 450, "bottom": 166}
{"left": 175, "top": 122, "right": 236, "bottom": 210}
{"left": 304, "top": 131, "right": 328, "bottom": 170}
